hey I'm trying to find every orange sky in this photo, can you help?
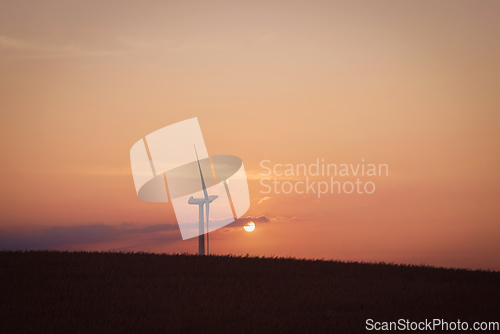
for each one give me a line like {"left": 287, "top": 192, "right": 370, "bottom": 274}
{"left": 0, "top": 1, "right": 499, "bottom": 270}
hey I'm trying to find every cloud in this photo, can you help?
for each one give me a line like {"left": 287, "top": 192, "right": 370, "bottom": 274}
{"left": 0, "top": 35, "right": 39, "bottom": 52}
{"left": 0, "top": 223, "right": 180, "bottom": 251}
{"left": 222, "top": 215, "right": 301, "bottom": 230}
{"left": 117, "top": 35, "right": 246, "bottom": 53}
{"left": 258, "top": 196, "right": 270, "bottom": 204}
{"left": 229, "top": 216, "right": 269, "bottom": 227}
{"left": 269, "top": 216, "right": 303, "bottom": 223}
{"left": 117, "top": 36, "right": 179, "bottom": 50}
{"left": 0, "top": 216, "right": 300, "bottom": 250}
{"left": 0, "top": 35, "right": 112, "bottom": 59}
{"left": 217, "top": 215, "right": 301, "bottom": 234}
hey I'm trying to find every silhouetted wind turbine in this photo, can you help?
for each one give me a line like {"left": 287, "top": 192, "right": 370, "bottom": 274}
{"left": 188, "top": 146, "right": 218, "bottom": 255}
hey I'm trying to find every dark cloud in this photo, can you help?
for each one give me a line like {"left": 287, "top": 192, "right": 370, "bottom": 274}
{"left": 0, "top": 216, "right": 286, "bottom": 250}
{"left": 0, "top": 223, "right": 180, "bottom": 251}
{"left": 229, "top": 216, "right": 269, "bottom": 227}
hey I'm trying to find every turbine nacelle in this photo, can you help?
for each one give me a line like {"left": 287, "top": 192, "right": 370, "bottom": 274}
{"left": 188, "top": 195, "right": 219, "bottom": 205}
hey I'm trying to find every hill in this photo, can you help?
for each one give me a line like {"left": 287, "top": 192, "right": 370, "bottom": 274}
{"left": 1, "top": 251, "right": 499, "bottom": 333}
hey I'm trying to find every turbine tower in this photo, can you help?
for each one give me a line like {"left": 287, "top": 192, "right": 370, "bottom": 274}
{"left": 188, "top": 146, "right": 218, "bottom": 255}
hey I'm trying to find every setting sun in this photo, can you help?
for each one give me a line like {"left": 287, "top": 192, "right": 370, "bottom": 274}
{"left": 243, "top": 222, "right": 255, "bottom": 232}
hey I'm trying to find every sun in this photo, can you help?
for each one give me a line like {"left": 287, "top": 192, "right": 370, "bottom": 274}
{"left": 243, "top": 222, "right": 255, "bottom": 232}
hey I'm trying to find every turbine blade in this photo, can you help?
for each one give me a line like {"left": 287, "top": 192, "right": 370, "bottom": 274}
{"left": 194, "top": 145, "right": 209, "bottom": 201}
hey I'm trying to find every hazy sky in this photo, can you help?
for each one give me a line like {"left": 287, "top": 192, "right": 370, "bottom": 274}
{"left": 1, "top": 1, "right": 499, "bottom": 270}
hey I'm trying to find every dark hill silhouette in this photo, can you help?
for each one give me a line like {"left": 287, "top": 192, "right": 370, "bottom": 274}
{"left": 1, "top": 251, "right": 499, "bottom": 333}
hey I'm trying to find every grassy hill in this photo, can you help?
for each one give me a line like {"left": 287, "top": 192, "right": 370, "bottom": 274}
{"left": 1, "top": 251, "right": 499, "bottom": 333}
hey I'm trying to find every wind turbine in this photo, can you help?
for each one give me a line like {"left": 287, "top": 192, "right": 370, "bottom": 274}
{"left": 188, "top": 146, "right": 218, "bottom": 255}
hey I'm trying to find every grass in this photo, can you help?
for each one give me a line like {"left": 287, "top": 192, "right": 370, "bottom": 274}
{"left": 1, "top": 251, "right": 499, "bottom": 333}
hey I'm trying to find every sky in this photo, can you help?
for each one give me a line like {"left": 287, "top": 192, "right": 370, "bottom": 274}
{"left": 0, "top": 0, "right": 499, "bottom": 270}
